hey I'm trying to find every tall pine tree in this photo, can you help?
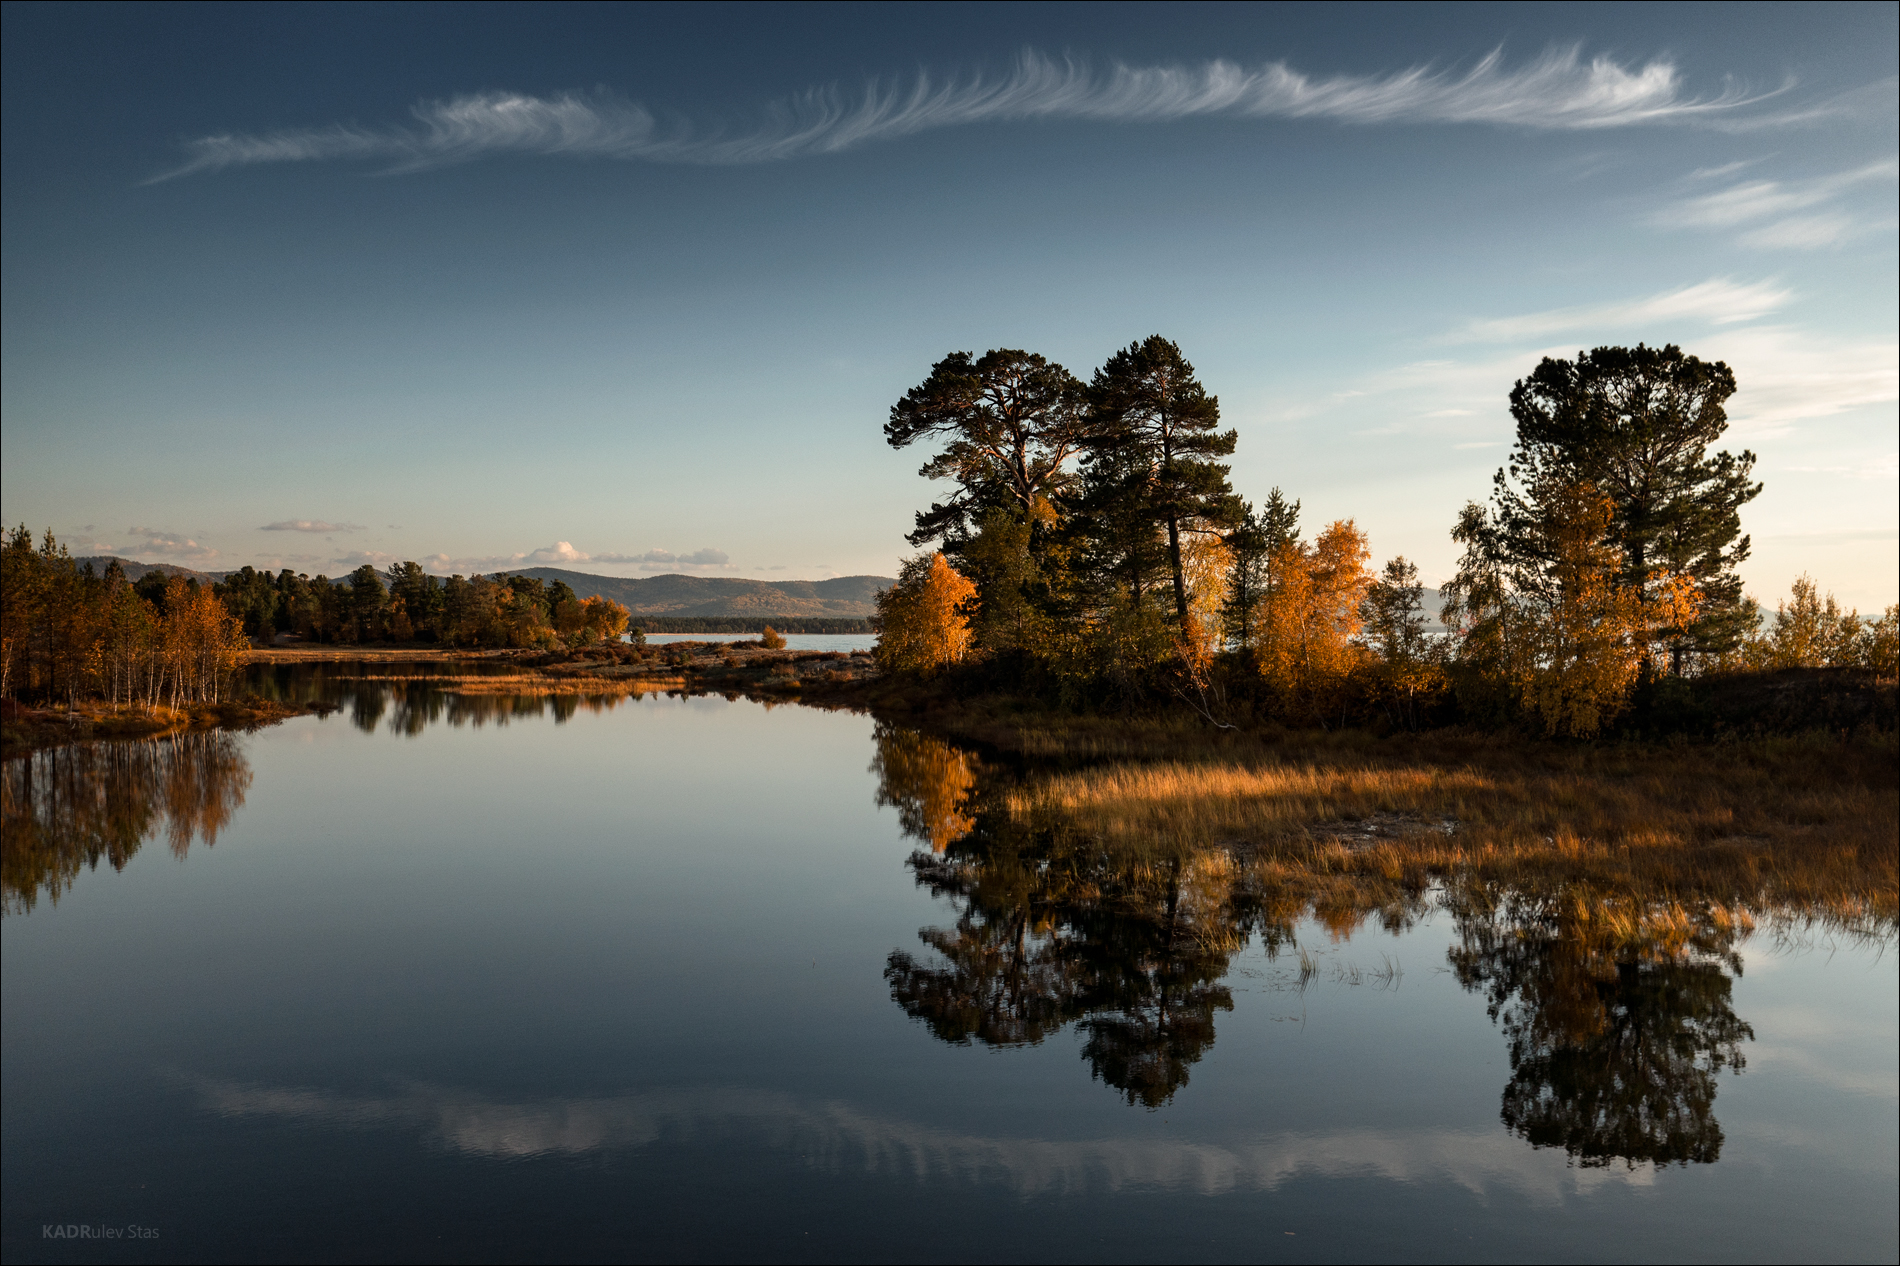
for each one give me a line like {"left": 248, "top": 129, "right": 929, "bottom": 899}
{"left": 1086, "top": 337, "right": 1244, "bottom": 626}
{"left": 1496, "top": 344, "right": 1760, "bottom": 669}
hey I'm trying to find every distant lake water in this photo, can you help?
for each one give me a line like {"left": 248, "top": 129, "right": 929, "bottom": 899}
{"left": 643, "top": 632, "right": 877, "bottom": 653}
{"left": 3, "top": 663, "right": 1895, "bottom": 1263}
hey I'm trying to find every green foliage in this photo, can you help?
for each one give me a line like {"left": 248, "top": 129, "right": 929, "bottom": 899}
{"left": 1219, "top": 488, "right": 1299, "bottom": 652}
{"left": 1498, "top": 344, "right": 1760, "bottom": 668}
{"left": 1086, "top": 336, "right": 1244, "bottom": 625}
{"left": 1360, "top": 556, "right": 1446, "bottom": 730}
{"left": 886, "top": 348, "right": 1087, "bottom": 551}
{"left": 961, "top": 506, "right": 1050, "bottom": 654}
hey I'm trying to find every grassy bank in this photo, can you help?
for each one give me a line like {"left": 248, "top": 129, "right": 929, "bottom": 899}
{"left": 856, "top": 677, "right": 1897, "bottom": 931}
{"left": 1, "top": 697, "right": 329, "bottom": 756}
{"left": 1006, "top": 733, "right": 1895, "bottom": 918}
{"left": 242, "top": 646, "right": 536, "bottom": 663}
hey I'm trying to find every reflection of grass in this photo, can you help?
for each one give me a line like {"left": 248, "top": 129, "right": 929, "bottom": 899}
{"left": 2, "top": 698, "right": 316, "bottom": 755}
{"left": 1003, "top": 732, "right": 1897, "bottom": 925}
{"left": 447, "top": 676, "right": 679, "bottom": 696}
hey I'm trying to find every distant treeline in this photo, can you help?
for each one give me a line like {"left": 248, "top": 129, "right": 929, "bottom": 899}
{"left": 1, "top": 541, "right": 637, "bottom": 707}
{"left": 215, "top": 562, "right": 631, "bottom": 649}
{"left": 871, "top": 338, "right": 1898, "bottom": 736}
{"left": 637, "top": 617, "right": 873, "bottom": 634}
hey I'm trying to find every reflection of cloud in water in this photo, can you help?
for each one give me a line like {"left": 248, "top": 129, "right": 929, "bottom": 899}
{"left": 191, "top": 1079, "right": 1658, "bottom": 1202}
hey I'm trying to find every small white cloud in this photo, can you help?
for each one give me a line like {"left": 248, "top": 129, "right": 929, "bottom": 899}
{"left": 401, "top": 543, "right": 736, "bottom": 575}
{"left": 523, "top": 541, "right": 590, "bottom": 565}
{"left": 261, "top": 519, "right": 364, "bottom": 533}
{"left": 1712, "top": 325, "right": 1899, "bottom": 436}
{"left": 1281, "top": 296, "right": 1897, "bottom": 443}
{"left": 123, "top": 527, "right": 219, "bottom": 560}
{"left": 331, "top": 550, "right": 400, "bottom": 571}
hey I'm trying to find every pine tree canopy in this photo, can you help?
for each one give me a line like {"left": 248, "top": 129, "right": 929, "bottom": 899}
{"left": 885, "top": 349, "right": 1086, "bottom": 548}
{"left": 1496, "top": 343, "right": 1762, "bottom": 658}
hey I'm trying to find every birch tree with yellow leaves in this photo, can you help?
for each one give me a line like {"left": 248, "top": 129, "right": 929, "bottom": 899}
{"left": 875, "top": 553, "right": 978, "bottom": 675}
{"left": 1254, "top": 520, "right": 1373, "bottom": 725}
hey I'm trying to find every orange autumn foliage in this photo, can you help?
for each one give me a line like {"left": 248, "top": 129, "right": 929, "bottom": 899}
{"left": 875, "top": 553, "right": 978, "bottom": 675}
{"left": 1254, "top": 520, "right": 1373, "bottom": 724}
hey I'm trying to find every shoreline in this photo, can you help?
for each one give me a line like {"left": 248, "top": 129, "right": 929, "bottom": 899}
{"left": 1, "top": 698, "right": 333, "bottom": 756}
{"left": 6, "top": 653, "right": 1893, "bottom": 923}
{"left": 243, "top": 646, "right": 542, "bottom": 663}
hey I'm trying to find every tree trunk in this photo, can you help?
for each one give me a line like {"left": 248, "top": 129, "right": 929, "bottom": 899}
{"left": 1166, "top": 512, "right": 1188, "bottom": 625}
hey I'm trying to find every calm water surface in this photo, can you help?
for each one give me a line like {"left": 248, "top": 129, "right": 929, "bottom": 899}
{"left": 643, "top": 633, "right": 877, "bottom": 652}
{"left": 3, "top": 666, "right": 1895, "bottom": 1263}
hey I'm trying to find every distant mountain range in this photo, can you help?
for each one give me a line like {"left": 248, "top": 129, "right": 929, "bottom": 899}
{"left": 495, "top": 568, "right": 892, "bottom": 618}
{"left": 75, "top": 556, "right": 228, "bottom": 583}
{"left": 72, "top": 556, "right": 1446, "bottom": 624}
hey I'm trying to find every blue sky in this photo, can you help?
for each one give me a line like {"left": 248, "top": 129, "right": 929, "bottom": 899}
{"left": 3, "top": 2, "right": 1895, "bottom": 608}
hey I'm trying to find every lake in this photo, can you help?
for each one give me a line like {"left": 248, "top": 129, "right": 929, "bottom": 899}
{"left": 4, "top": 665, "right": 1895, "bottom": 1263}
{"left": 643, "top": 633, "right": 878, "bottom": 652}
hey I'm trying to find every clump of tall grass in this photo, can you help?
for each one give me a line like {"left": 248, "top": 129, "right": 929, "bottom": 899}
{"left": 1003, "top": 734, "right": 1898, "bottom": 926}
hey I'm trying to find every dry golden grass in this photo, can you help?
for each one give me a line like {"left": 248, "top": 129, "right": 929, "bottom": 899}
{"left": 447, "top": 675, "right": 680, "bottom": 696}
{"left": 1003, "top": 734, "right": 1898, "bottom": 925}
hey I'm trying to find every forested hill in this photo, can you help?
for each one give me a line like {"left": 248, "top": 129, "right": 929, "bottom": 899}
{"left": 492, "top": 568, "right": 892, "bottom": 617}
{"left": 76, "top": 556, "right": 226, "bottom": 583}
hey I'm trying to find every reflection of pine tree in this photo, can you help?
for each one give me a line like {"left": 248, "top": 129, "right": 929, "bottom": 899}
{"left": 879, "top": 744, "right": 1265, "bottom": 1107}
{"left": 1067, "top": 856, "right": 1235, "bottom": 1107}
{"left": 885, "top": 899, "right": 1081, "bottom": 1047}
{"left": 1449, "top": 886, "right": 1753, "bottom": 1167}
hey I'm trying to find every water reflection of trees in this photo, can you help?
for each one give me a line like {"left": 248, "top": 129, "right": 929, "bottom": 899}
{"left": 873, "top": 722, "right": 1766, "bottom": 1150}
{"left": 242, "top": 663, "right": 632, "bottom": 737}
{"left": 2, "top": 733, "right": 251, "bottom": 913}
{"left": 1448, "top": 883, "right": 1753, "bottom": 1167}
{"left": 874, "top": 723, "right": 1293, "bottom": 1106}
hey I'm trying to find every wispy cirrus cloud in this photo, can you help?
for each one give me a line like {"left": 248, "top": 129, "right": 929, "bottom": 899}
{"left": 1445, "top": 278, "right": 1792, "bottom": 344}
{"left": 1709, "top": 325, "right": 1899, "bottom": 436}
{"left": 1655, "top": 160, "right": 1898, "bottom": 249}
{"left": 260, "top": 519, "right": 364, "bottom": 533}
{"left": 151, "top": 46, "right": 1783, "bottom": 181}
